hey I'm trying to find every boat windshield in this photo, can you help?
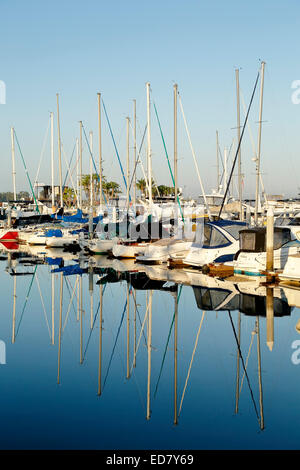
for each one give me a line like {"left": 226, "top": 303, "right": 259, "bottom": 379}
{"left": 193, "top": 287, "right": 239, "bottom": 311}
{"left": 203, "top": 225, "right": 230, "bottom": 248}
{"left": 221, "top": 224, "right": 246, "bottom": 240}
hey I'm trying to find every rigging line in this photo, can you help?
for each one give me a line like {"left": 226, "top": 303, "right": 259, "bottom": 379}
{"left": 128, "top": 122, "right": 148, "bottom": 191}
{"left": 154, "top": 312, "right": 175, "bottom": 398}
{"left": 178, "top": 311, "right": 205, "bottom": 416}
{"left": 61, "top": 143, "right": 78, "bottom": 200}
{"left": 103, "top": 298, "right": 128, "bottom": 390}
{"left": 82, "top": 301, "right": 100, "bottom": 361}
{"left": 240, "top": 90, "right": 268, "bottom": 207}
{"left": 34, "top": 117, "right": 50, "bottom": 189}
{"left": 128, "top": 121, "right": 152, "bottom": 198}
{"left": 178, "top": 94, "right": 212, "bottom": 220}
{"left": 62, "top": 141, "right": 76, "bottom": 190}
{"left": 239, "top": 329, "right": 256, "bottom": 396}
{"left": 154, "top": 285, "right": 182, "bottom": 398}
{"left": 130, "top": 286, "right": 147, "bottom": 346}
{"left": 83, "top": 284, "right": 107, "bottom": 361}
{"left": 81, "top": 123, "right": 108, "bottom": 206}
{"left": 35, "top": 273, "right": 51, "bottom": 340}
{"left": 130, "top": 297, "right": 151, "bottom": 375}
{"left": 13, "top": 130, "right": 40, "bottom": 213}
{"left": 101, "top": 99, "right": 128, "bottom": 193}
{"left": 218, "top": 71, "right": 260, "bottom": 218}
{"left": 15, "top": 265, "right": 38, "bottom": 338}
{"left": 64, "top": 276, "right": 79, "bottom": 317}
{"left": 227, "top": 311, "right": 261, "bottom": 425}
{"left": 62, "top": 276, "right": 79, "bottom": 332}
{"left": 152, "top": 99, "right": 184, "bottom": 220}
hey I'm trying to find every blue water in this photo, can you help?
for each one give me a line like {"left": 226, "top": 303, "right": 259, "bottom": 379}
{"left": 0, "top": 252, "right": 299, "bottom": 450}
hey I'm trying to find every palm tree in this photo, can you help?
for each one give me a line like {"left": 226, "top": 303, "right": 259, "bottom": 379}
{"left": 81, "top": 174, "right": 107, "bottom": 203}
{"left": 136, "top": 178, "right": 146, "bottom": 196}
{"left": 63, "top": 187, "right": 76, "bottom": 208}
{"left": 103, "top": 181, "right": 121, "bottom": 201}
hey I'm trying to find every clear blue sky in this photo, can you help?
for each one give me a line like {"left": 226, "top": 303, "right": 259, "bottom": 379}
{"left": 1, "top": 0, "right": 300, "bottom": 199}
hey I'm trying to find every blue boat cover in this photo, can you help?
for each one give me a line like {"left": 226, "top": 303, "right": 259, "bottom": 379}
{"left": 51, "top": 264, "right": 86, "bottom": 276}
{"left": 46, "top": 257, "right": 64, "bottom": 265}
{"left": 45, "top": 229, "right": 63, "bottom": 237}
{"left": 52, "top": 208, "right": 103, "bottom": 224}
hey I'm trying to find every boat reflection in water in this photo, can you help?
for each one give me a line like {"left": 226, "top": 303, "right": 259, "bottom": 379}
{"left": 3, "top": 243, "right": 300, "bottom": 446}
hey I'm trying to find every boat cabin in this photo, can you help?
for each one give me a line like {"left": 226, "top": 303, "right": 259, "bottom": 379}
{"left": 238, "top": 227, "right": 291, "bottom": 253}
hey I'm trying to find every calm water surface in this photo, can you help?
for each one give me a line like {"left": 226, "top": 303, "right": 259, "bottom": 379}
{"left": 0, "top": 248, "right": 299, "bottom": 450}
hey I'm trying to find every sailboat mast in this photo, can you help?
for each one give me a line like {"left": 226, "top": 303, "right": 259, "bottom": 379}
{"left": 97, "top": 93, "right": 103, "bottom": 210}
{"left": 79, "top": 121, "right": 83, "bottom": 210}
{"left": 98, "top": 284, "right": 103, "bottom": 396}
{"left": 12, "top": 276, "right": 16, "bottom": 344}
{"left": 146, "top": 82, "right": 152, "bottom": 206}
{"left": 89, "top": 131, "right": 93, "bottom": 209}
{"left": 216, "top": 130, "right": 219, "bottom": 192}
{"left": 235, "top": 312, "right": 241, "bottom": 414}
{"left": 56, "top": 94, "right": 63, "bottom": 208}
{"left": 224, "top": 147, "right": 228, "bottom": 204}
{"left": 76, "top": 138, "right": 79, "bottom": 207}
{"left": 174, "top": 83, "right": 178, "bottom": 211}
{"left": 51, "top": 273, "right": 55, "bottom": 345}
{"left": 256, "top": 316, "right": 265, "bottom": 430}
{"left": 133, "top": 99, "right": 137, "bottom": 209}
{"left": 126, "top": 117, "right": 130, "bottom": 209}
{"left": 236, "top": 69, "right": 243, "bottom": 221}
{"left": 10, "top": 127, "right": 16, "bottom": 201}
{"left": 254, "top": 61, "right": 266, "bottom": 225}
{"left": 126, "top": 284, "right": 130, "bottom": 379}
{"left": 147, "top": 290, "right": 153, "bottom": 420}
{"left": 174, "top": 288, "right": 178, "bottom": 425}
{"left": 50, "top": 112, "right": 55, "bottom": 209}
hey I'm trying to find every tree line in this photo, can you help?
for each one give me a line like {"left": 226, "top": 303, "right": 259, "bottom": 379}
{"left": 0, "top": 191, "right": 30, "bottom": 202}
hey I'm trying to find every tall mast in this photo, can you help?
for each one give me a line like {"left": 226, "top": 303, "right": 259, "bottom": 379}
{"left": 236, "top": 69, "right": 243, "bottom": 220}
{"left": 50, "top": 112, "right": 55, "bottom": 208}
{"left": 224, "top": 146, "right": 228, "bottom": 204}
{"left": 98, "top": 284, "right": 103, "bottom": 396}
{"left": 79, "top": 121, "right": 83, "bottom": 210}
{"left": 89, "top": 131, "right": 93, "bottom": 209}
{"left": 146, "top": 82, "right": 152, "bottom": 206}
{"left": 56, "top": 94, "right": 63, "bottom": 208}
{"left": 126, "top": 117, "right": 130, "bottom": 209}
{"left": 254, "top": 61, "right": 266, "bottom": 225}
{"left": 57, "top": 273, "right": 63, "bottom": 384}
{"left": 133, "top": 289, "right": 137, "bottom": 368}
{"left": 216, "top": 130, "right": 219, "bottom": 192}
{"left": 133, "top": 99, "right": 137, "bottom": 209}
{"left": 12, "top": 276, "right": 16, "bottom": 344}
{"left": 51, "top": 273, "right": 55, "bottom": 345}
{"left": 146, "top": 290, "right": 153, "bottom": 420}
{"left": 10, "top": 127, "right": 16, "bottom": 201}
{"left": 174, "top": 83, "right": 178, "bottom": 211}
{"left": 174, "top": 288, "right": 178, "bottom": 425}
{"left": 235, "top": 312, "right": 241, "bottom": 414}
{"left": 76, "top": 138, "right": 79, "bottom": 207}
{"left": 256, "top": 316, "right": 265, "bottom": 430}
{"left": 97, "top": 93, "right": 103, "bottom": 210}
{"left": 126, "top": 283, "right": 130, "bottom": 380}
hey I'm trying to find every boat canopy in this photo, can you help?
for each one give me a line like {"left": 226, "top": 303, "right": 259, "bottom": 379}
{"left": 239, "top": 227, "right": 291, "bottom": 253}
